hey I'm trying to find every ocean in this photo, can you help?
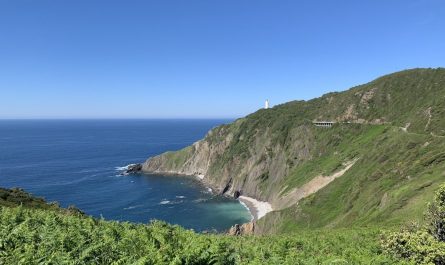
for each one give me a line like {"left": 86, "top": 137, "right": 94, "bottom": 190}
{"left": 0, "top": 119, "right": 251, "bottom": 231}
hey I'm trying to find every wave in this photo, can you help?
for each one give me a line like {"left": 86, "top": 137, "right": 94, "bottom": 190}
{"left": 193, "top": 198, "right": 208, "bottom": 203}
{"left": 115, "top": 163, "right": 139, "bottom": 176}
{"left": 201, "top": 187, "right": 213, "bottom": 194}
{"left": 159, "top": 199, "right": 184, "bottom": 205}
{"left": 159, "top": 200, "right": 170, "bottom": 205}
{"left": 123, "top": 204, "right": 144, "bottom": 210}
{"left": 115, "top": 164, "right": 137, "bottom": 171}
{"left": 238, "top": 201, "right": 254, "bottom": 221}
{"left": 176, "top": 195, "right": 186, "bottom": 199}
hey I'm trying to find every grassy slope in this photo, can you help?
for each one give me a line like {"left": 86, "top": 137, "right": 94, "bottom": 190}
{"left": 205, "top": 68, "right": 445, "bottom": 232}
{"left": 0, "top": 187, "right": 83, "bottom": 215}
{"left": 145, "top": 68, "right": 445, "bottom": 234}
{"left": 259, "top": 122, "right": 445, "bottom": 233}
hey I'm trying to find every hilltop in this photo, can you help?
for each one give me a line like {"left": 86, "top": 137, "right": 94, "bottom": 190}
{"left": 136, "top": 68, "right": 445, "bottom": 233}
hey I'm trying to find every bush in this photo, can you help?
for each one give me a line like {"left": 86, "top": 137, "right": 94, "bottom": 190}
{"left": 427, "top": 185, "right": 445, "bottom": 242}
{"left": 382, "top": 183, "right": 445, "bottom": 264}
{"left": 382, "top": 231, "right": 445, "bottom": 264}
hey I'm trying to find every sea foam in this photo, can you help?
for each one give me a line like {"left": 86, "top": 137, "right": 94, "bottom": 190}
{"left": 115, "top": 164, "right": 137, "bottom": 171}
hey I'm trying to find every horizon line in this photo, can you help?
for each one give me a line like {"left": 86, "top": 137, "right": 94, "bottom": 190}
{"left": 0, "top": 117, "right": 238, "bottom": 120}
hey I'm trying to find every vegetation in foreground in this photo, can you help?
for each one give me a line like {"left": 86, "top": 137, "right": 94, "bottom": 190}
{"left": 382, "top": 183, "right": 445, "bottom": 264}
{"left": 0, "top": 206, "right": 403, "bottom": 265}
{"left": 0, "top": 187, "right": 404, "bottom": 264}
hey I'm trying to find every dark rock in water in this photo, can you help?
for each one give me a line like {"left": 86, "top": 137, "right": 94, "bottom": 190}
{"left": 228, "top": 224, "right": 241, "bottom": 235}
{"left": 234, "top": 190, "right": 242, "bottom": 199}
{"left": 221, "top": 178, "right": 232, "bottom": 195}
{"left": 125, "top": 164, "right": 142, "bottom": 174}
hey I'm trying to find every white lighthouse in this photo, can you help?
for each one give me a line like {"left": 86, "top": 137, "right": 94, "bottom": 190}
{"left": 265, "top": 99, "right": 270, "bottom": 109}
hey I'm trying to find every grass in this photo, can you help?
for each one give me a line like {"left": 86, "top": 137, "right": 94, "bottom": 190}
{"left": 163, "top": 146, "right": 193, "bottom": 170}
{"left": 261, "top": 125, "right": 445, "bottom": 233}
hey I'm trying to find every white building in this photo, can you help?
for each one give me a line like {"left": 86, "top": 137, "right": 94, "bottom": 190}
{"left": 265, "top": 99, "right": 269, "bottom": 109}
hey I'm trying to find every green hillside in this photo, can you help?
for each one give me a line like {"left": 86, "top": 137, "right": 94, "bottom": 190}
{"left": 139, "top": 68, "right": 445, "bottom": 234}
{"left": 259, "top": 123, "right": 445, "bottom": 233}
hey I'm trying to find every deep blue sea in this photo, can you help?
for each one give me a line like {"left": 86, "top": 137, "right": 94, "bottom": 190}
{"left": 0, "top": 120, "right": 251, "bottom": 231}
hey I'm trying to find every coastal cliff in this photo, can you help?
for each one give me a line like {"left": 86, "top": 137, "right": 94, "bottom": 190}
{"left": 137, "top": 68, "right": 445, "bottom": 233}
{"left": 141, "top": 119, "right": 315, "bottom": 203}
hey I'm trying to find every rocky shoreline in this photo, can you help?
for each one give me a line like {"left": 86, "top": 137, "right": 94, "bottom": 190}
{"left": 124, "top": 164, "right": 271, "bottom": 234}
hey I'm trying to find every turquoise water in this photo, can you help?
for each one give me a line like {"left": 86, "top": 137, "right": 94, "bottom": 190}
{"left": 0, "top": 119, "right": 251, "bottom": 231}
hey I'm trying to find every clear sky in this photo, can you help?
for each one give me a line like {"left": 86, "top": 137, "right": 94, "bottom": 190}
{"left": 0, "top": 0, "right": 444, "bottom": 119}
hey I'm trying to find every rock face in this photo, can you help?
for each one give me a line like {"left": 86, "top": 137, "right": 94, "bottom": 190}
{"left": 141, "top": 127, "right": 235, "bottom": 181}
{"left": 124, "top": 164, "right": 142, "bottom": 174}
{"left": 228, "top": 222, "right": 255, "bottom": 236}
{"left": 227, "top": 224, "right": 241, "bottom": 236}
{"left": 140, "top": 121, "right": 316, "bottom": 207}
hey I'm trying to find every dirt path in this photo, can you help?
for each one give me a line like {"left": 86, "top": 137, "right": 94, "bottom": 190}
{"left": 425, "top": 107, "right": 432, "bottom": 131}
{"left": 275, "top": 159, "right": 358, "bottom": 210}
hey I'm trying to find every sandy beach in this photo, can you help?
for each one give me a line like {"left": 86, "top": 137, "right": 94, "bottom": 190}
{"left": 238, "top": 196, "right": 273, "bottom": 220}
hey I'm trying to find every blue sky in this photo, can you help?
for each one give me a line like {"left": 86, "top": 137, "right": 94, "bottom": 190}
{"left": 0, "top": 0, "right": 444, "bottom": 119}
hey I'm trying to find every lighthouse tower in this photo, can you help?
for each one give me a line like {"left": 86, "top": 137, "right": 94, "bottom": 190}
{"left": 265, "top": 99, "right": 270, "bottom": 109}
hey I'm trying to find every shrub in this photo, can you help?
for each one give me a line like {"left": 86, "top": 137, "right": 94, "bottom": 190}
{"left": 382, "top": 183, "right": 445, "bottom": 264}
{"left": 382, "top": 231, "right": 445, "bottom": 264}
{"left": 427, "top": 185, "right": 445, "bottom": 242}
